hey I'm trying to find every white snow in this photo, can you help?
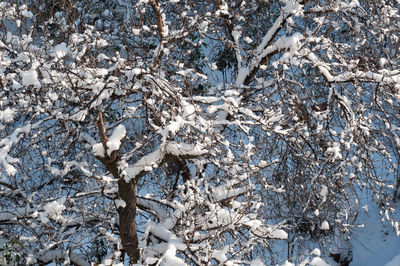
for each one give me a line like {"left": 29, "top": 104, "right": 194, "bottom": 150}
{"left": 162, "top": 245, "right": 186, "bottom": 266}
{"left": 0, "top": 108, "right": 15, "bottom": 123}
{"left": 43, "top": 198, "right": 66, "bottom": 221}
{"left": 92, "top": 143, "right": 105, "bottom": 157}
{"left": 236, "top": 66, "right": 250, "bottom": 87}
{"left": 12, "top": 80, "right": 22, "bottom": 89}
{"left": 244, "top": 36, "right": 253, "bottom": 43}
{"left": 281, "top": 252, "right": 329, "bottom": 266}
{"left": 351, "top": 202, "right": 400, "bottom": 266}
{"left": 232, "top": 29, "right": 241, "bottom": 43}
{"left": 48, "top": 92, "right": 58, "bottom": 102}
{"left": 339, "top": 0, "right": 360, "bottom": 9}
{"left": 320, "top": 185, "right": 328, "bottom": 204}
{"left": 125, "top": 68, "right": 142, "bottom": 81}
{"left": 200, "top": 21, "right": 208, "bottom": 31}
{"left": 270, "top": 229, "right": 288, "bottom": 239}
{"left": 21, "top": 69, "right": 40, "bottom": 87}
{"left": 320, "top": 220, "right": 329, "bottom": 230}
{"left": 212, "top": 183, "right": 250, "bottom": 202}
{"left": 125, "top": 147, "right": 163, "bottom": 182}
{"left": 106, "top": 124, "right": 126, "bottom": 156}
{"left": 380, "top": 58, "right": 387, "bottom": 68}
{"left": 21, "top": 10, "right": 33, "bottom": 18}
{"left": 146, "top": 223, "right": 175, "bottom": 242}
{"left": 166, "top": 142, "right": 207, "bottom": 157}
{"left": 53, "top": 42, "right": 69, "bottom": 59}
{"left": 274, "top": 125, "right": 289, "bottom": 135}
{"left": 385, "top": 254, "right": 400, "bottom": 266}
{"left": 132, "top": 68, "right": 142, "bottom": 75}
{"left": 258, "top": 160, "right": 268, "bottom": 168}
{"left": 250, "top": 258, "right": 264, "bottom": 266}
{"left": 212, "top": 246, "right": 228, "bottom": 263}
{"left": 0, "top": 122, "right": 34, "bottom": 176}
{"left": 182, "top": 101, "right": 195, "bottom": 119}
{"left": 274, "top": 33, "right": 303, "bottom": 52}
{"left": 311, "top": 248, "right": 321, "bottom": 256}
{"left": 309, "top": 257, "right": 330, "bottom": 266}
{"left": 161, "top": 116, "right": 184, "bottom": 138}
{"left": 38, "top": 249, "right": 90, "bottom": 266}
{"left": 216, "top": 2, "right": 229, "bottom": 16}
{"left": 256, "top": 12, "right": 285, "bottom": 55}
{"left": 97, "top": 53, "right": 109, "bottom": 61}
{"left": 70, "top": 110, "right": 87, "bottom": 122}
{"left": 115, "top": 198, "right": 126, "bottom": 209}
{"left": 326, "top": 142, "right": 342, "bottom": 160}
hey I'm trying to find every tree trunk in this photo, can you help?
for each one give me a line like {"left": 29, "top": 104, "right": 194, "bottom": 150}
{"left": 96, "top": 111, "right": 139, "bottom": 263}
{"left": 98, "top": 157, "right": 140, "bottom": 263}
{"left": 117, "top": 179, "right": 139, "bottom": 263}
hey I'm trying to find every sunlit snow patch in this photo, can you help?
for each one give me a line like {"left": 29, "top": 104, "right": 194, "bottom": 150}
{"left": 21, "top": 69, "right": 40, "bottom": 87}
{"left": 106, "top": 124, "right": 126, "bottom": 156}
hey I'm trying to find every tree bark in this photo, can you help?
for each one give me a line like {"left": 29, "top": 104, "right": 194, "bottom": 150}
{"left": 117, "top": 179, "right": 139, "bottom": 263}
{"left": 96, "top": 111, "right": 139, "bottom": 263}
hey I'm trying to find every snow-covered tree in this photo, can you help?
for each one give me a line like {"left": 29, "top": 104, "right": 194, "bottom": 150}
{"left": 1, "top": 0, "right": 400, "bottom": 265}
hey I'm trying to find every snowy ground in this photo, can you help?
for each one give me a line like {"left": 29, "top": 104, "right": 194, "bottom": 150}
{"left": 351, "top": 202, "right": 400, "bottom": 266}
